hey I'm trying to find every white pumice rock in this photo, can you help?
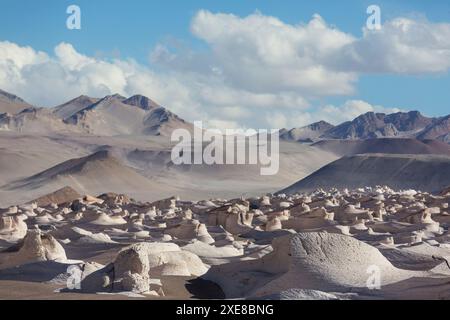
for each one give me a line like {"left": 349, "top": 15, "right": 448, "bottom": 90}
{"left": 0, "top": 215, "right": 28, "bottom": 242}
{"left": 0, "top": 229, "right": 67, "bottom": 269}
{"left": 121, "top": 271, "right": 150, "bottom": 293}
{"left": 2, "top": 184, "right": 450, "bottom": 299}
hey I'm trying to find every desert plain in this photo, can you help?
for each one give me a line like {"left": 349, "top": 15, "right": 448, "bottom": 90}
{"left": 1, "top": 89, "right": 450, "bottom": 300}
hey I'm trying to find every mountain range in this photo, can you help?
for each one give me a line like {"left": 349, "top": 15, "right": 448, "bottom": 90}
{"left": 0, "top": 90, "right": 191, "bottom": 136}
{"left": 1, "top": 89, "right": 449, "bottom": 142}
{"left": 281, "top": 111, "right": 450, "bottom": 143}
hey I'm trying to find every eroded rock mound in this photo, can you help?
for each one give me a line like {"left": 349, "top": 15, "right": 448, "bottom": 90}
{"left": 0, "top": 215, "right": 27, "bottom": 242}
{"left": 0, "top": 230, "right": 67, "bottom": 269}
{"left": 80, "top": 242, "right": 207, "bottom": 294}
{"left": 1, "top": 184, "right": 450, "bottom": 299}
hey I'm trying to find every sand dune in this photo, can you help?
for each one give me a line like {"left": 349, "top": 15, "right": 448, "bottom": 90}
{"left": 4, "top": 150, "right": 181, "bottom": 203}
{"left": 0, "top": 134, "right": 338, "bottom": 207}
{"left": 0, "top": 133, "right": 89, "bottom": 185}
{"left": 31, "top": 186, "right": 82, "bottom": 207}
{"left": 280, "top": 154, "right": 450, "bottom": 195}
{"left": 312, "top": 138, "right": 450, "bottom": 157}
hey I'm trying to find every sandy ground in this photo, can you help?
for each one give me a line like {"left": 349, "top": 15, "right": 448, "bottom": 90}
{"left": 0, "top": 132, "right": 338, "bottom": 207}
{"left": 0, "top": 277, "right": 224, "bottom": 300}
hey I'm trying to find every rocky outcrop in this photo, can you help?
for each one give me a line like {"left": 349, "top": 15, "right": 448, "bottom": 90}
{"left": 0, "top": 230, "right": 67, "bottom": 269}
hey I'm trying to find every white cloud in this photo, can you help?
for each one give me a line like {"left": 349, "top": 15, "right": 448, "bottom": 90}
{"left": 0, "top": 41, "right": 48, "bottom": 68}
{"left": 218, "top": 106, "right": 252, "bottom": 119}
{"left": 333, "top": 17, "right": 450, "bottom": 74}
{"left": 0, "top": 40, "right": 312, "bottom": 125}
{"left": 204, "top": 119, "right": 241, "bottom": 130}
{"left": 187, "top": 10, "right": 358, "bottom": 96}
{"left": 315, "top": 100, "right": 403, "bottom": 125}
{"left": 265, "top": 112, "right": 289, "bottom": 129}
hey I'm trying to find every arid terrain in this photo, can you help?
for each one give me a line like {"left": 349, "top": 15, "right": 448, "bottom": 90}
{"left": 1, "top": 89, "right": 450, "bottom": 300}
{"left": 1, "top": 186, "right": 450, "bottom": 300}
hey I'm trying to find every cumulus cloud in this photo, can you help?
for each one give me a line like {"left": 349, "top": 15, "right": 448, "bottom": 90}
{"left": 157, "top": 10, "right": 450, "bottom": 96}
{"left": 0, "top": 10, "right": 449, "bottom": 130}
{"left": 0, "top": 42, "right": 127, "bottom": 106}
{"left": 314, "top": 100, "right": 403, "bottom": 125}
{"left": 334, "top": 17, "right": 450, "bottom": 74}
{"left": 184, "top": 10, "right": 357, "bottom": 96}
{"left": 203, "top": 119, "right": 242, "bottom": 130}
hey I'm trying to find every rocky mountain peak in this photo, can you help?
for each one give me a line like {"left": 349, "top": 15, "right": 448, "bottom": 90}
{"left": 123, "top": 95, "right": 161, "bottom": 110}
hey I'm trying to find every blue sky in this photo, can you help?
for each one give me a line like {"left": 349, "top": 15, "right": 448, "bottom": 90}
{"left": 3, "top": 1, "right": 450, "bottom": 61}
{"left": 0, "top": 0, "right": 449, "bottom": 127}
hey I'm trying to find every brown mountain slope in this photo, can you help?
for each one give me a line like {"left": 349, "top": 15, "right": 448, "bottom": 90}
{"left": 0, "top": 89, "right": 32, "bottom": 115}
{"left": 279, "top": 154, "right": 450, "bottom": 194}
{"left": 312, "top": 138, "right": 450, "bottom": 157}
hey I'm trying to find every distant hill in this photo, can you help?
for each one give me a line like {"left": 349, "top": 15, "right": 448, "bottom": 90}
{"left": 0, "top": 107, "right": 74, "bottom": 133}
{"left": 417, "top": 115, "right": 450, "bottom": 143}
{"left": 52, "top": 95, "right": 100, "bottom": 120}
{"left": 321, "top": 111, "right": 433, "bottom": 139}
{"left": 312, "top": 138, "right": 450, "bottom": 157}
{"left": 280, "top": 121, "right": 334, "bottom": 142}
{"left": 64, "top": 94, "right": 192, "bottom": 136}
{"left": 279, "top": 153, "right": 450, "bottom": 194}
{"left": 282, "top": 111, "right": 450, "bottom": 144}
{"left": 0, "top": 89, "right": 32, "bottom": 115}
{"left": 5, "top": 150, "right": 162, "bottom": 196}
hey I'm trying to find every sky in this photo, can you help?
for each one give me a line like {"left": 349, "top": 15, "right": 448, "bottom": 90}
{"left": 0, "top": 0, "right": 450, "bottom": 129}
